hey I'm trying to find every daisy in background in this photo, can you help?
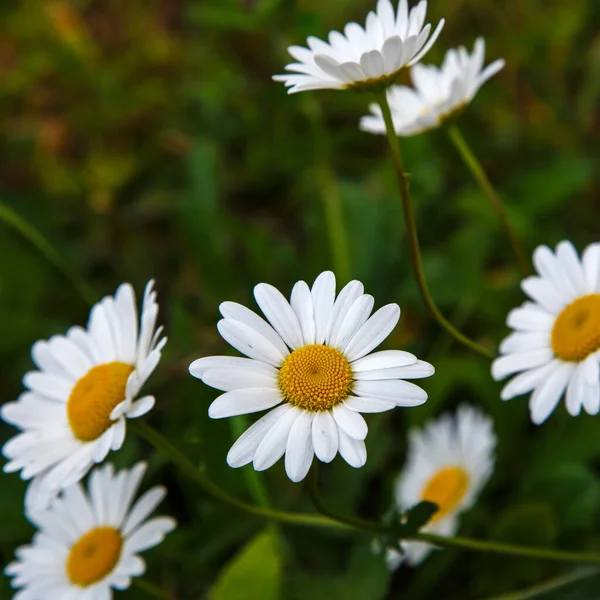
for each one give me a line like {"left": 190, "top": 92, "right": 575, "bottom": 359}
{"left": 493, "top": 241, "right": 600, "bottom": 424}
{"left": 190, "top": 271, "right": 434, "bottom": 483}
{"left": 273, "top": 0, "right": 444, "bottom": 94}
{"left": 6, "top": 462, "right": 176, "bottom": 599}
{"left": 360, "top": 38, "right": 505, "bottom": 136}
{"left": 2, "top": 281, "right": 165, "bottom": 511}
{"left": 388, "top": 405, "right": 496, "bottom": 568}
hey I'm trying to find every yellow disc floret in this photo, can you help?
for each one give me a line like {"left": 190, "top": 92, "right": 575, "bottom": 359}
{"left": 552, "top": 294, "right": 600, "bottom": 362}
{"left": 67, "top": 362, "right": 134, "bottom": 442}
{"left": 278, "top": 344, "right": 353, "bottom": 411}
{"left": 421, "top": 466, "right": 470, "bottom": 523}
{"left": 66, "top": 526, "right": 123, "bottom": 587}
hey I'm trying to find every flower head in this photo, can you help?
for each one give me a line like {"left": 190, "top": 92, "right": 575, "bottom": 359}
{"left": 493, "top": 241, "right": 600, "bottom": 424}
{"left": 360, "top": 38, "right": 504, "bottom": 135}
{"left": 6, "top": 462, "right": 175, "bottom": 598}
{"left": 388, "top": 405, "right": 496, "bottom": 568}
{"left": 190, "top": 271, "right": 434, "bottom": 483}
{"left": 273, "top": 0, "right": 444, "bottom": 94}
{"left": 2, "top": 281, "right": 165, "bottom": 510}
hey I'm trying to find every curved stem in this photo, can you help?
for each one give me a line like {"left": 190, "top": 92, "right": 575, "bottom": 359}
{"left": 413, "top": 532, "right": 600, "bottom": 566}
{"left": 302, "top": 97, "right": 351, "bottom": 282}
{"left": 447, "top": 125, "right": 530, "bottom": 276}
{"left": 308, "top": 465, "right": 387, "bottom": 534}
{"left": 132, "top": 421, "right": 350, "bottom": 531}
{"left": 0, "top": 200, "right": 96, "bottom": 307}
{"left": 375, "top": 93, "right": 495, "bottom": 360}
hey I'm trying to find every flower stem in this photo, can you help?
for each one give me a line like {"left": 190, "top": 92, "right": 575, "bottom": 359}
{"left": 302, "top": 97, "right": 351, "bottom": 281}
{"left": 375, "top": 93, "right": 495, "bottom": 361}
{"left": 447, "top": 124, "right": 530, "bottom": 276}
{"left": 132, "top": 421, "right": 350, "bottom": 531}
{"left": 413, "top": 532, "right": 600, "bottom": 566}
{"left": 0, "top": 200, "right": 97, "bottom": 307}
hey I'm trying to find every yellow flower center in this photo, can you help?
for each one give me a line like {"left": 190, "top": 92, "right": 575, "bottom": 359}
{"left": 278, "top": 344, "right": 353, "bottom": 411}
{"left": 66, "top": 526, "right": 123, "bottom": 587}
{"left": 67, "top": 362, "right": 134, "bottom": 441}
{"left": 421, "top": 466, "right": 470, "bottom": 523}
{"left": 551, "top": 294, "right": 600, "bottom": 362}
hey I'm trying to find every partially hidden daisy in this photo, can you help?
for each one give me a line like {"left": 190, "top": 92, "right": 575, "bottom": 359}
{"left": 493, "top": 241, "right": 600, "bottom": 424}
{"left": 189, "top": 271, "right": 434, "bottom": 483}
{"left": 273, "top": 0, "right": 444, "bottom": 94}
{"left": 6, "top": 462, "right": 176, "bottom": 599}
{"left": 388, "top": 405, "right": 496, "bottom": 568}
{"left": 2, "top": 281, "right": 165, "bottom": 510}
{"left": 360, "top": 38, "right": 505, "bottom": 136}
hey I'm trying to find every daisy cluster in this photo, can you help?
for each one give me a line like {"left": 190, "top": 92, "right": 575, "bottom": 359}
{"left": 1, "top": 0, "right": 598, "bottom": 596}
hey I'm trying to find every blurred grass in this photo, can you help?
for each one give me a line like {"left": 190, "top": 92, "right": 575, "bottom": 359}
{"left": 0, "top": 0, "right": 599, "bottom": 598}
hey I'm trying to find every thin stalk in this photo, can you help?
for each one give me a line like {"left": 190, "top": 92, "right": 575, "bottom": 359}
{"left": 303, "top": 97, "right": 351, "bottom": 281}
{"left": 0, "top": 201, "right": 96, "bottom": 306}
{"left": 447, "top": 124, "right": 530, "bottom": 275}
{"left": 375, "top": 93, "right": 495, "bottom": 360}
{"left": 308, "top": 465, "right": 387, "bottom": 534}
{"left": 413, "top": 532, "right": 600, "bottom": 566}
{"left": 131, "top": 421, "right": 349, "bottom": 531}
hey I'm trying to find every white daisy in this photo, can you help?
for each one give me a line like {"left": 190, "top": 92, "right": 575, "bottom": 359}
{"left": 360, "top": 38, "right": 505, "bottom": 135}
{"left": 273, "top": 0, "right": 444, "bottom": 94}
{"left": 493, "top": 241, "right": 600, "bottom": 424}
{"left": 189, "top": 271, "right": 434, "bottom": 483}
{"left": 389, "top": 405, "right": 496, "bottom": 568}
{"left": 2, "top": 281, "right": 165, "bottom": 510}
{"left": 6, "top": 462, "right": 176, "bottom": 599}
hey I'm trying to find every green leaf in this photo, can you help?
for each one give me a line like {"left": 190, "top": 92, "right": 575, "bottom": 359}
{"left": 395, "top": 501, "right": 439, "bottom": 538}
{"left": 210, "top": 530, "right": 282, "bottom": 600}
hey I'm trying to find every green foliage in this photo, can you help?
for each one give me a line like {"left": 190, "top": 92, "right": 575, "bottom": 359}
{"left": 0, "top": 0, "right": 599, "bottom": 598}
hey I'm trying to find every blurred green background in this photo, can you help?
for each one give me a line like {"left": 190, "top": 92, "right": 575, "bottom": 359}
{"left": 1, "top": 0, "right": 600, "bottom": 598}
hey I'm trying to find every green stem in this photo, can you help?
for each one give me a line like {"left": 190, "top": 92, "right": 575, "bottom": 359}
{"left": 375, "top": 93, "right": 495, "bottom": 361}
{"left": 132, "top": 421, "right": 350, "bottom": 531}
{"left": 447, "top": 125, "right": 530, "bottom": 276}
{"left": 413, "top": 532, "right": 600, "bottom": 566}
{"left": 303, "top": 97, "right": 351, "bottom": 281}
{"left": 308, "top": 465, "right": 387, "bottom": 534}
{"left": 0, "top": 201, "right": 96, "bottom": 307}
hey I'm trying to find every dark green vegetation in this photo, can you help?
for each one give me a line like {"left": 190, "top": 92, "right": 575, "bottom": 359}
{"left": 1, "top": 0, "right": 599, "bottom": 598}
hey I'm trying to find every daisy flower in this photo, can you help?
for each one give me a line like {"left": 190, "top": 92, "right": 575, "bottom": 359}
{"left": 360, "top": 38, "right": 505, "bottom": 135}
{"left": 273, "top": 0, "right": 444, "bottom": 94}
{"left": 2, "top": 281, "right": 165, "bottom": 510}
{"left": 189, "top": 271, "right": 434, "bottom": 483}
{"left": 493, "top": 241, "right": 600, "bottom": 424}
{"left": 6, "top": 462, "right": 176, "bottom": 599}
{"left": 389, "top": 405, "right": 496, "bottom": 568}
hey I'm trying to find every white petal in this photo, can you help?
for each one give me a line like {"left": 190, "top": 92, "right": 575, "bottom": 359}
{"left": 253, "top": 406, "right": 301, "bottom": 471}
{"left": 326, "top": 280, "right": 364, "bottom": 344}
{"left": 354, "top": 379, "right": 427, "bottom": 406}
{"left": 344, "top": 304, "right": 401, "bottom": 362}
{"left": 125, "top": 396, "right": 155, "bottom": 419}
{"left": 521, "top": 277, "right": 565, "bottom": 314}
{"left": 331, "top": 295, "right": 375, "bottom": 350}
{"left": 202, "top": 368, "right": 277, "bottom": 392}
{"left": 332, "top": 404, "right": 368, "bottom": 440}
{"left": 284, "top": 410, "right": 315, "bottom": 482}
{"left": 499, "top": 361, "right": 557, "bottom": 400}
{"left": 208, "top": 388, "right": 283, "bottom": 419}
{"left": 227, "top": 405, "right": 294, "bottom": 468}
{"left": 491, "top": 349, "right": 554, "bottom": 380}
{"left": 311, "top": 411, "right": 338, "bottom": 463}
{"left": 189, "top": 356, "right": 276, "bottom": 379}
{"left": 217, "top": 319, "right": 286, "bottom": 366}
{"left": 337, "top": 429, "right": 367, "bottom": 468}
{"left": 312, "top": 271, "right": 336, "bottom": 344}
{"left": 507, "top": 304, "right": 555, "bottom": 332}
{"left": 352, "top": 349, "right": 417, "bottom": 372}
{"left": 124, "top": 517, "right": 176, "bottom": 553}
{"left": 529, "top": 362, "right": 573, "bottom": 424}
{"left": 582, "top": 243, "right": 600, "bottom": 292}
{"left": 344, "top": 396, "right": 396, "bottom": 413}
{"left": 290, "top": 281, "right": 316, "bottom": 345}
{"left": 254, "top": 283, "right": 304, "bottom": 350}
{"left": 122, "top": 486, "right": 167, "bottom": 536}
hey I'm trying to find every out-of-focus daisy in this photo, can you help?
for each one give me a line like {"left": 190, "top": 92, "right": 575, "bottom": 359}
{"left": 6, "top": 462, "right": 175, "bottom": 598}
{"left": 273, "top": 0, "right": 444, "bottom": 94}
{"left": 360, "top": 38, "right": 504, "bottom": 135}
{"left": 388, "top": 405, "right": 496, "bottom": 568}
{"left": 190, "top": 271, "right": 434, "bottom": 483}
{"left": 493, "top": 241, "right": 600, "bottom": 424}
{"left": 2, "top": 281, "right": 165, "bottom": 510}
